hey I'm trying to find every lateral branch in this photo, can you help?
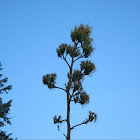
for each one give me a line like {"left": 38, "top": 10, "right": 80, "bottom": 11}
{"left": 70, "top": 119, "right": 89, "bottom": 130}
{"left": 63, "top": 133, "right": 67, "bottom": 139}
{"left": 58, "top": 119, "right": 67, "bottom": 123}
{"left": 70, "top": 112, "right": 97, "bottom": 130}
{"left": 60, "top": 56, "right": 70, "bottom": 69}
{"left": 54, "top": 86, "right": 66, "bottom": 92}
{"left": 73, "top": 55, "right": 84, "bottom": 63}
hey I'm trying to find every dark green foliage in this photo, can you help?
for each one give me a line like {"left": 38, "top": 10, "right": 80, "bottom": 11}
{"left": 56, "top": 44, "right": 69, "bottom": 57}
{"left": 43, "top": 73, "right": 57, "bottom": 89}
{"left": 73, "top": 81, "right": 83, "bottom": 93}
{"left": 0, "top": 62, "right": 15, "bottom": 140}
{"left": 80, "top": 60, "right": 96, "bottom": 75}
{"left": 73, "top": 92, "right": 89, "bottom": 105}
{"left": 53, "top": 115, "right": 66, "bottom": 124}
{"left": 71, "top": 70, "right": 83, "bottom": 82}
{"left": 53, "top": 115, "right": 62, "bottom": 124}
{"left": 66, "top": 46, "right": 81, "bottom": 58}
{"left": 88, "top": 111, "right": 97, "bottom": 123}
{"left": 71, "top": 24, "right": 94, "bottom": 58}
{"left": 82, "top": 45, "right": 94, "bottom": 58}
{"left": 57, "top": 44, "right": 81, "bottom": 58}
{"left": 43, "top": 24, "right": 97, "bottom": 139}
{"left": 0, "top": 131, "right": 13, "bottom": 140}
{"left": 56, "top": 24, "right": 95, "bottom": 61}
{"left": 0, "top": 72, "right": 12, "bottom": 94}
{"left": 0, "top": 99, "right": 12, "bottom": 127}
{"left": 67, "top": 70, "right": 84, "bottom": 93}
{"left": 71, "top": 24, "right": 92, "bottom": 44}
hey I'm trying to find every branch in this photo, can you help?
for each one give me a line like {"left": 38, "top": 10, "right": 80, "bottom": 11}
{"left": 70, "top": 111, "right": 97, "bottom": 130}
{"left": 73, "top": 55, "right": 84, "bottom": 63}
{"left": 70, "top": 120, "right": 89, "bottom": 130}
{"left": 58, "top": 119, "right": 67, "bottom": 123}
{"left": 70, "top": 91, "right": 81, "bottom": 102}
{"left": 70, "top": 90, "right": 76, "bottom": 102}
{"left": 63, "top": 133, "right": 67, "bottom": 139}
{"left": 64, "top": 57, "right": 71, "bottom": 69}
{"left": 53, "top": 115, "right": 67, "bottom": 124}
{"left": 54, "top": 86, "right": 66, "bottom": 92}
{"left": 0, "top": 85, "right": 12, "bottom": 94}
{"left": 60, "top": 56, "right": 70, "bottom": 69}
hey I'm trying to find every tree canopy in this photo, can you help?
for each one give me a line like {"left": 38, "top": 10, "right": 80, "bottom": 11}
{"left": 43, "top": 24, "right": 97, "bottom": 140}
{"left": 0, "top": 62, "right": 15, "bottom": 140}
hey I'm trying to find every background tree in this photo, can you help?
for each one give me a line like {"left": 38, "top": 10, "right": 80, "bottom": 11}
{"left": 43, "top": 24, "right": 97, "bottom": 140}
{"left": 0, "top": 62, "right": 14, "bottom": 140}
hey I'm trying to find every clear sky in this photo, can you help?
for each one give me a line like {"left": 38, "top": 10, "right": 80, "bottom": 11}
{"left": 0, "top": 0, "right": 140, "bottom": 139}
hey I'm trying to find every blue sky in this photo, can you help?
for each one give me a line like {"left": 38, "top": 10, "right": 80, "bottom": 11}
{"left": 0, "top": 0, "right": 140, "bottom": 139}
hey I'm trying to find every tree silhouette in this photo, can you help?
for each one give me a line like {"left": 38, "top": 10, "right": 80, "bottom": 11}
{"left": 43, "top": 24, "right": 97, "bottom": 140}
{"left": 0, "top": 62, "right": 15, "bottom": 140}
